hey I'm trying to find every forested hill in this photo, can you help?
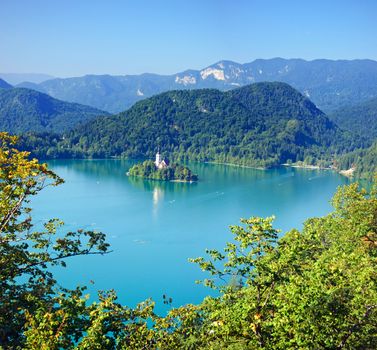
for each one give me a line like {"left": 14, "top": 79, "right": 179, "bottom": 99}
{"left": 25, "top": 82, "right": 360, "bottom": 168}
{"left": 329, "top": 96, "right": 377, "bottom": 142}
{"left": 0, "top": 78, "right": 12, "bottom": 89}
{"left": 0, "top": 87, "right": 109, "bottom": 134}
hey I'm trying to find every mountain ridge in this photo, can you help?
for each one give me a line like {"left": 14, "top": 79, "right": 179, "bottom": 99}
{"left": 0, "top": 73, "right": 55, "bottom": 85}
{"left": 0, "top": 78, "right": 12, "bottom": 89}
{"left": 16, "top": 58, "right": 377, "bottom": 113}
{"left": 0, "top": 87, "right": 109, "bottom": 134}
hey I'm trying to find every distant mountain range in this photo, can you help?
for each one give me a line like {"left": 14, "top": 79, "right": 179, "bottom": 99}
{"left": 20, "top": 82, "right": 360, "bottom": 168}
{"left": 0, "top": 87, "right": 108, "bottom": 134}
{"left": 15, "top": 58, "right": 377, "bottom": 113}
{"left": 0, "top": 73, "right": 54, "bottom": 85}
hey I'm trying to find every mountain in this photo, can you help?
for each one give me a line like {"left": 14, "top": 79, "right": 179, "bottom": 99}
{"left": 0, "top": 88, "right": 109, "bottom": 134}
{"left": 16, "top": 58, "right": 377, "bottom": 113}
{"left": 329, "top": 96, "right": 377, "bottom": 142}
{"left": 0, "top": 73, "right": 55, "bottom": 85}
{"left": 23, "top": 83, "right": 359, "bottom": 167}
{"left": 17, "top": 73, "right": 176, "bottom": 113}
{"left": 0, "top": 78, "right": 12, "bottom": 89}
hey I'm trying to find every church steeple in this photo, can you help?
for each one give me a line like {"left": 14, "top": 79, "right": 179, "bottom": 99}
{"left": 154, "top": 148, "right": 169, "bottom": 169}
{"left": 155, "top": 150, "right": 162, "bottom": 167}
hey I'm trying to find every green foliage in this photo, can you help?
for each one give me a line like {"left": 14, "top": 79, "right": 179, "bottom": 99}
{"left": 0, "top": 88, "right": 108, "bottom": 134}
{"left": 23, "top": 291, "right": 158, "bottom": 350}
{"left": 329, "top": 96, "right": 377, "bottom": 142}
{"left": 1, "top": 132, "right": 377, "bottom": 349}
{"left": 128, "top": 160, "right": 198, "bottom": 181}
{"left": 337, "top": 142, "right": 377, "bottom": 180}
{"left": 0, "top": 132, "right": 110, "bottom": 348}
{"left": 21, "top": 83, "right": 362, "bottom": 168}
{"left": 184, "top": 182, "right": 377, "bottom": 349}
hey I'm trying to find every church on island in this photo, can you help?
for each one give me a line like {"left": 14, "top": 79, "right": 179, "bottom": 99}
{"left": 155, "top": 151, "right": 169, "bottom": 169}
{"left": 128, "top": 150, "right": 197, "bottom": 182}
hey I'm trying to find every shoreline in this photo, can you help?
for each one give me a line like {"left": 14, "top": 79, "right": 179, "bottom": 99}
{"left": 282, "top": 163, "right": 332, "bottom": 170}
{"left": 206, "top": 161, "right": 334, "bottom": 172}
{"left": 127, "top": 173, "right": 197, "bottom": 183}
{"left": 204, "top": 161, "right": 266, "bottom": 170}
{"left": 49, "top": 158, "right": 351, "bottom": 178}
{"left": 339, "top": 167, "right": 355, "bottom": 178}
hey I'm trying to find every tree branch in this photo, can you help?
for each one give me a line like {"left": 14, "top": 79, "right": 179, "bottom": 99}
{"left": 19, "top": 249, "right": 113, "bottom": 273}
{"left": 0, "top": 191, "right": 27, "bottom": 234}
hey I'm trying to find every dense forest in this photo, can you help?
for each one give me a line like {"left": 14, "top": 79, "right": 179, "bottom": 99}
{"left": 328, "top": 95, "right": 377, "bottom": 179}
{"left": 128, "top": 160, "right": 198, "bottom": 181}
{"left": 19, "top": 83, "right": 363, "bottom": 169}
{"left": 338, "top": 141, "right": 377, "bottom": 179}
{"left": 1, "top": 132, "right": 376, "bottom": 349}
{"left": 0, "top": 87, "right": 108, "bottom": 134}
{"left": 329, "top": 96, "right": 377, "bottom": 142}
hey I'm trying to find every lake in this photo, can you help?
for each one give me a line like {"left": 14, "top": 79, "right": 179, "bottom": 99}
{"left": 32, "top": 159, "right": 350, "bottom": 314}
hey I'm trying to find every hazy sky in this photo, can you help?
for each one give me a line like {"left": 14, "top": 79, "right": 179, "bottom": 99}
{"left": 1, "top": 0, "right": 376, "bottom": 77}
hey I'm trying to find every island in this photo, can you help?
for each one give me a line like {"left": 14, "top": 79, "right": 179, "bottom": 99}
{"left": 128, "top": 151, "right": 198, "bottom": 182}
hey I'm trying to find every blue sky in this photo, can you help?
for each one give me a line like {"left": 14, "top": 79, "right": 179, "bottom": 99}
{"left": 1, "top": 0, "right": 376, "bottom": 77}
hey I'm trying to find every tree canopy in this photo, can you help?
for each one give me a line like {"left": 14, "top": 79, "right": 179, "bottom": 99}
{"left": 329, "top": 96, "right": 377, "bottom": 142}
{"left": 0, "top": 132, "right": 110, "bottom": 348}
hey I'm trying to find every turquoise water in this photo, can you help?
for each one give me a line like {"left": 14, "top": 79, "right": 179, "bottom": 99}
{"left": 32, "top": 159, "right": 350, "bottom": 313}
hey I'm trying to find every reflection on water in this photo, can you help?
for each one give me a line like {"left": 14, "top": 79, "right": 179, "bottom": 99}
{"left": 127, "top": 173, "right": 197, "bottom": 193}
{"left": 126, "top": 170, "right": 198, "bottom": 218}
{"left": 153, "top": 186, "right": 164, "bottom": 216}
{"left": 153, "top": 186, "right": 164, "bottom": 206}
